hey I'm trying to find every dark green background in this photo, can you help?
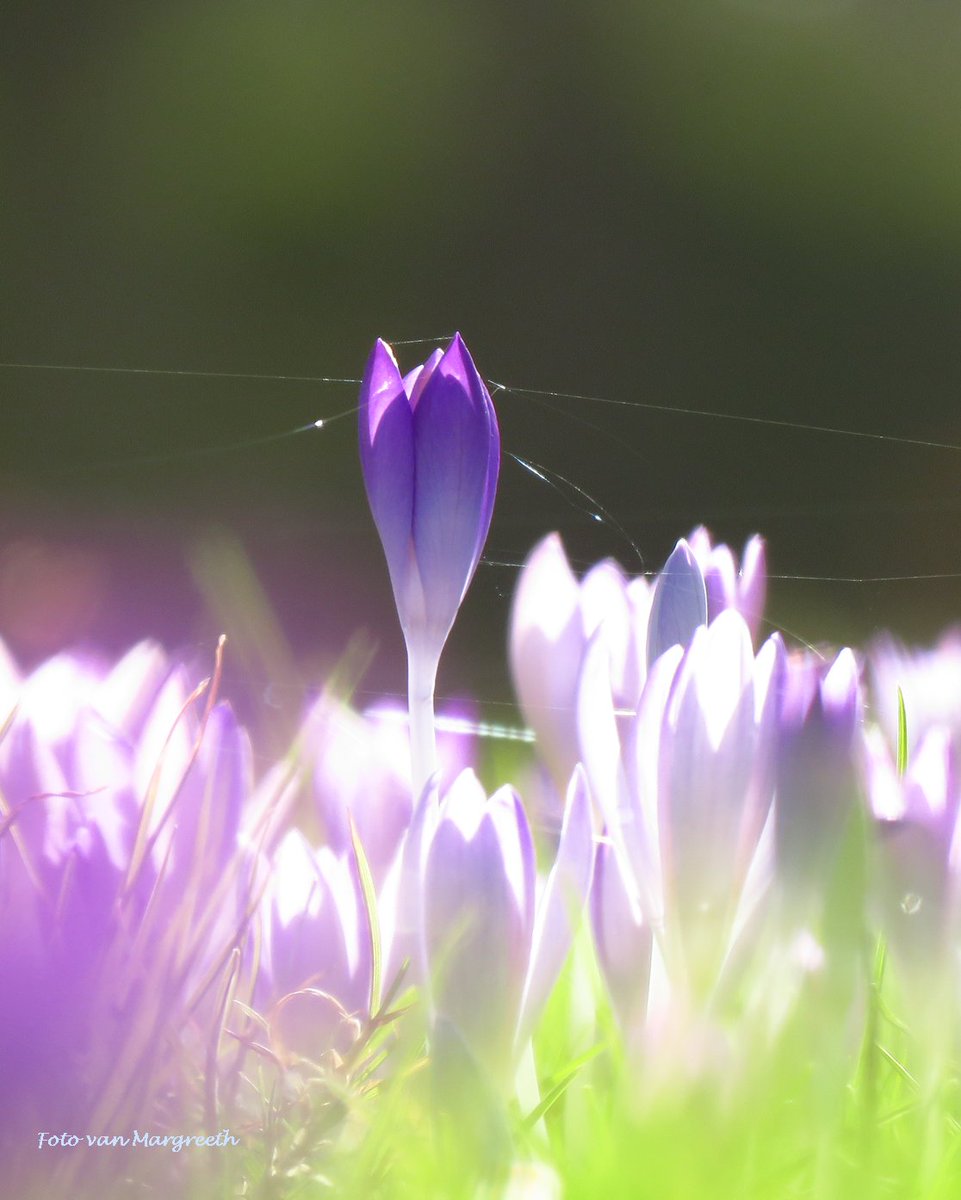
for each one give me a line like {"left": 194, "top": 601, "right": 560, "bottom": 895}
{"left": 3, "top": 1, "right": 961, "bottom": 713}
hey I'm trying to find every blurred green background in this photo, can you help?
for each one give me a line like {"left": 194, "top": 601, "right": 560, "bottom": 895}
{"left": 3, "top": 0, "right": 961, "bottom": 713}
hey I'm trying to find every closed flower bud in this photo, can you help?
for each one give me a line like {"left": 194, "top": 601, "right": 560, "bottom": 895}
{"left": 359, "top": 333, "right": 500, "bottom": 659}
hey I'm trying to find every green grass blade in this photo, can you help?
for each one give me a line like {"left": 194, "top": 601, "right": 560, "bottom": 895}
{"left": 897, "top": 686, "right": 908, "bottom": 777}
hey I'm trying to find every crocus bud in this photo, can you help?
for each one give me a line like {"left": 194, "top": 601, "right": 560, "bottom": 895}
{"left": 359, "top": 333, "right": 500, "bottom": 659}
{"left": 646, "top": 539, "right": 708, "bottom": 668}
{"left": 360, "top": 333, "right": 499, "bottom": 796}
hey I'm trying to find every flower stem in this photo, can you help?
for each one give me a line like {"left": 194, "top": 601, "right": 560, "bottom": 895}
{"left": 407, "top": 642, "right": 440, "bottom": 800}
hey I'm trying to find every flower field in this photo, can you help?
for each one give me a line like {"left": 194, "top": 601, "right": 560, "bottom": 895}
{"left": 4, "top": 338, "right": 961, "bottom": 1198}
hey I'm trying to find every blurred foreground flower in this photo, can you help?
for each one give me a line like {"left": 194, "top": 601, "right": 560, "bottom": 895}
{"left": 256, "top": 829, "right": 373, "bottom": 1062}
{"left": 867, "top": 724, "right": 961, "bottom": 982}
{"left": 359, "top": 333, "right": 499, "bottom": 794}
{"left": 0, "top": 640, "right": 254, "bottom": 1175}
{"left": 869, "top": 629, "right": 961, "bottom": 755}
{"left": 309, "top": 697, "right": 477, "bottom": 884}
{"left": 387, "top": 766, "right": 593, "bottom": 1089}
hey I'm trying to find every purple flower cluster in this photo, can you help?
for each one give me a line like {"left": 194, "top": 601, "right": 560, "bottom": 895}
{"left": 5, "top": 333, "right": 961, "bottom": 1187}
{"left": 0, "top": 645, "right": 251, "bottom": 1144}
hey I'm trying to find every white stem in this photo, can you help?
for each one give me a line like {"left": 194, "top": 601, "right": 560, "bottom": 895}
{"left": 407, "top": 641, "right": 440, "bottom": 800}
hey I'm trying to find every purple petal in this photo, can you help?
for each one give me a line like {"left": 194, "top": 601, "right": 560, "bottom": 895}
{"left": 381, "top": 773, "right": 440, "bottom": 991}
{"left": 904, "top": 726, "right": 957, "bottom": 830}
{"left": 623, "top": 644, "right": 684, "bottom": 923}
{"left": 488, "top": 784, "right": 537, "bottom": 951}
{"left": 659, "top": 613, "right": 779, "bottom": 992}
{"left": 403, "top": 348, "right": 444, "bottom": 407}
{"left": 311, "top": 700, "right": 414, "bottom": 885}
{"left": 19, "top": 654, "right": 105, "bottom": 752}
{"left": 133, "top": 666, "right": 199, "bottom": 831}
{"left": 576, "top": 631, "right": 646, "bottom": 920}
{"left": 262, "top": 832, "right": 371, "bottom": 1052}
{"left": 576, "top": 631, "right": 625, "bottom": 837}
{"left": 509, "top": 533, "right": 586, "bottom": 789}
{"left": 591, "top": 837, "right": 652, "bottom": 1034}
{"left": 165, "top": 702, "right": 248, "bottom": 882}
{"left": 516, "top": 765, "right": 594, "bottom": 1046}
{"left": 775, "top": 647, "right": 862, "bottom": 894}
{"left": 424, "top": 780, "right": 529, "bottom": 1082}
{"left": 69, "top": 710, "right": 138, "bottom": 868}
{"left": 358, "top": 339, "right": 416, "bottom": 614}
{"left": 738, "top": 536, "right": 767, "bottom": 639}
{"left": 412, "top": 334, "right": 498, "bottom": 641}
{"left": 647, "top": 540, "right": 708, "bottom": 668}
{"left": 686, "top": 525, "right": 713, "bottom": 559}
{"left": 702, "top": 546, "right": 737, "bottom": 621}
{"left": 581, "top": 559, "right": 636, "bottom": 705}
{"left": 93, "top": 640, "right": 171, "bottom": 741}
{"left": 869, "top": 631, "right": 961, "bottom": 755}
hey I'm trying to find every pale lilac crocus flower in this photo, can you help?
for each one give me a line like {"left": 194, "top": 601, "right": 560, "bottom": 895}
{"left": 591, "top": 838, "right": 653, "bottom": 1039}
{"left": 866, "top": 724, "right": 961, "bottom": 976}
{"left": 862, "top": 723, "right": 961, "bottom": 1088}
{"left": 687, "top": 525, "right": 767, "bottom": 642}
{"left": 774, "top": 648, "right": 862, "bottom": 910}
{"left": 510, "top": 531, "right": 764, "bottom": 798}
{"left": 256, "top": 829, "right": 373, "bottom": 1061}
{"left": 509, "top": 536, "right": 651, "bottom": 795}
{"left": 731, "top": 649, "right": 864, "bottom": 1053}
{"left": 868, "top": 629, "right": 961, "bottom": 756}
{"left": 359, "top": 334, "right": 499, "bottom": 797}
{"left": 310, "top": 698, "right": 478, "bottom": 885}
{"left": 579, "top": 609, "right": 784, "bottom": 1009}
{"left": 387, "top": 766, "right": 593, "bottom": 1089}
{"left": 0, "top": 641, "right": 252, "bottom": 1143}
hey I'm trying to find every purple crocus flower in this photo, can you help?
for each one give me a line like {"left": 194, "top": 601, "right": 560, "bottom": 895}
{"left": 591, "top": 838, "right": 653, "bottom": 1038}
{"left": 687, "top": 526, "right": 767, "bottom": 642}
{"left": 422, "top": 773, "right": 535, "bottom": 1084}
{"left": 774, "top": 648, "right": 862, "bottom": 905}
{"left": 359, "top": 334, "right": 499, "bottom": 657}
{"left": 304, "top": 696, "right": 478, "bottom": 886}
{"left": 508, "top": 533, "right": 651, "bottom": 792}
{"left": 256, "top": 829, "right": 373, "bottom": 1061}
{"left": 656, "top": 612, "right": 783, "bottom": 995}
{"left": 866, "top": 724, "right": 961, "bottom": 976}
{"left": 396, "top": 766, "right": 593, "bottom": 1088}
{"left": 359, "top": 333, "right": 499, "bottom": 795}
{"left": 868, "top": 629, "right": 961, "bottom": 757}
{"left": 579, "top": 609, "right": 784, "bottom": 1006}
{"left": 0, "top": 642, "right": 254, "bottom": 1153}
{"left": 511, "top": 532, "right": 758, "bottom": 801}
